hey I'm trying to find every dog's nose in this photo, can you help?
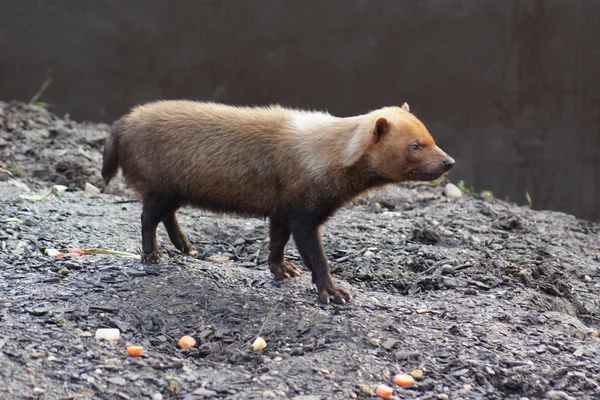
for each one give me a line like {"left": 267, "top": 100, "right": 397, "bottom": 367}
{"left": 442, "top": 157, "right": 455, "bottom": 171}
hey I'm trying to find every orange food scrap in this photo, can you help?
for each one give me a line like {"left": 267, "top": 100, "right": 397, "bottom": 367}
{"left": 394, "top": 374, "right": 414, "bottom": 387}
{"left": 376, "top": 384, "right": 393, "bottom": 399}
{"left": 68, "top": 248, "right": 85, "bottom": 257}
{"left": 179, "top": 335, "right": 196, "bottom": 348}
{"left": 127, "top": 346, "right": 144, "bottom": 357}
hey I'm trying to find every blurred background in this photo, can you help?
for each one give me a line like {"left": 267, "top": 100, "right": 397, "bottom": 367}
{"left": 1, "top": 0, "right": 599, "bottom": 220}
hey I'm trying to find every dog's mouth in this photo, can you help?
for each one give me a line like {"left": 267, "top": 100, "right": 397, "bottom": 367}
{"left": 406, "top": 168, "right": 448, "bottom": 182}
{"left": 406, "top": 157, "right": 454, "bottom": 182}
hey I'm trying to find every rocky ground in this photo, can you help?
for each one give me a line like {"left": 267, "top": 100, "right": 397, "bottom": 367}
{"left": 1, "top": 101, "right": 600, "bottom": 400}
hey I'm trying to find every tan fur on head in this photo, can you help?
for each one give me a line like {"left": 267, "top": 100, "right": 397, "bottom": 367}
{"left": 288, "top": 103, "right": 415, "bottom": 175}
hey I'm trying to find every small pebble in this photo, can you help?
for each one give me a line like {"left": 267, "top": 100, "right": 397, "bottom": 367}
{"left": 373, "top": 203, "right": 383, "bottom": 213}
{"left": 382, "top": 338, "right": 398, "bottom": 350}
{"left": 369, "top": 338, "right": 380, "bottom": 347}
{"left": 192, "top": 388, "right": 218, "bottom": 397}
{"left": 107, "top": 376, "right": 126, "bottom": 386}
{"left": 262, "top": 390, "right": 276, "bottom": 398}
{"left": 544, "top": 390, "right": 575, "bottom": 400}
{"left": 152, "top": 394, "right": 163, "bottom": 400}
{"left": 480, "top": 190, "right": 494, "bottom": 200}
{"left": 207, "top": 255, "right": 231, "bottom": 263}
{"left": 53, "top": 184, "right": 68, "bottom": 194}
{"left": 84, "top": 182, "right": 100, "bottom": 194}
{"left": 444, "top": 183, "right": 463, "bottom": 198}
{"left": 440, "top": 264, "right": 455, "bottom": 275}
{"left": 358, "top": 384, "right": 375, "bottom": 396}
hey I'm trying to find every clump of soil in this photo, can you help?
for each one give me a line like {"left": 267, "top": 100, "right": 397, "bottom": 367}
{"left": 0, "top": 101, "right": 128, "bottom": 195}
{"left": 1, "top": 101, "right": 599, "bottom": 399}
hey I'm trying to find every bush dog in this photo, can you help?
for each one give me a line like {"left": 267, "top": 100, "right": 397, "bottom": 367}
{"left": 102, "top": 101, "right": 454, "bottom": 304}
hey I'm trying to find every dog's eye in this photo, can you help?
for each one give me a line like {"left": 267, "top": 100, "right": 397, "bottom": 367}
{"left": 409, "top": 143, "right": 421, "bottom": 151}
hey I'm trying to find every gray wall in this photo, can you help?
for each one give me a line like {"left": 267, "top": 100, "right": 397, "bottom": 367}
{"left": 1, "top": 0, "right": 599, "bottom": 220}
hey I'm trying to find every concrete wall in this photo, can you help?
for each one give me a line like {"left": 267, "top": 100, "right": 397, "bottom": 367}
{"left": 1, "top": 0, "right": 599, "bottom": 219}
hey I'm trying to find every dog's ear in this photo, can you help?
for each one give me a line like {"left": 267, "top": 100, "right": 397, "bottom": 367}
{"left": 373, "top": 117, "right": 389, "bottom": 143}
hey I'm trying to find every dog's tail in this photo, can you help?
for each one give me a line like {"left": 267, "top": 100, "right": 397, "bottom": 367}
{"left": 101, "top": 118, "right": 125, "bottom": 185}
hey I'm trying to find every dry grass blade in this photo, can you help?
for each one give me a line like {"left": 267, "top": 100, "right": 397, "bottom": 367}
{"left": 82, "top": 248, "right": 138, "bottom": 258}
{"left": 19, "top": 189, "right": 52, "bottom": 202}
{"left": 29, "top": 68, "right": 53, "bottom": 105}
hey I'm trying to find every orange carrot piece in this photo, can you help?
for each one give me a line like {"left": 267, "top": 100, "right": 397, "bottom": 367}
{"left": 127, "top": 346, "right": 144, "bottom": 357}
{"left": 394, "top": 374, "right": 415, "bottom": 387}
{"left": 376, "top": 384, "right": 393, "bottom": 399}
{"left": 179, "top": 335, "right": 196, "bottom": 348}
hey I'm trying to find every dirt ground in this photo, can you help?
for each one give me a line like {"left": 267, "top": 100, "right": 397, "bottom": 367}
{"left": 1, "top": 101, "right": 600, "bottom": 400}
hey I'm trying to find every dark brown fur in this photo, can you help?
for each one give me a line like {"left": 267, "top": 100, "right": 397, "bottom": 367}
{"left": 102, "top": 101, "right": 454, "bottom": 303}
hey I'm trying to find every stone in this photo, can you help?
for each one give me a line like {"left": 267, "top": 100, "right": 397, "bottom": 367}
{"left": 444, "top": 183, "right": 463, "bottom": 198}
{"left": 192, "top": 388, "right": 218, "bottom": 397}
{"left": 84, "top": 182, "right": 100, "bottom": 194}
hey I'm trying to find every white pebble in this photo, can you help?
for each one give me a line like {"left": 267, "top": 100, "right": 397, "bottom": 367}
{"left": 95, "top": 328, "right": 120, "bottom": 341}
{"left": 373, "top": 202, "right": 383, "bottom": 213}
{"left": 84, "top": 182, "right": 101, "bottom": 194}
{"left": 444, "top": 183, "right": 463, "bottom": 198}
{"left": 53, "top": 185, "right": 68, "bottom": 194}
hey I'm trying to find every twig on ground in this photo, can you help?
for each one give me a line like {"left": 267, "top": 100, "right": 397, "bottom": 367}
{"left": 29, "top": 68, "right": 53, "bottom": 105}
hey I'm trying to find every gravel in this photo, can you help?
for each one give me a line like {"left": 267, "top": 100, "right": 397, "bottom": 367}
{"left": 1, "top": 101, "right": 599, "bottom": 399}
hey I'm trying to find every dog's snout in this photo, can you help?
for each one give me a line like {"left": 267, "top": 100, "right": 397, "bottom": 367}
{"left": 442, "top": 157, "right": 455, "bottom": 171}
